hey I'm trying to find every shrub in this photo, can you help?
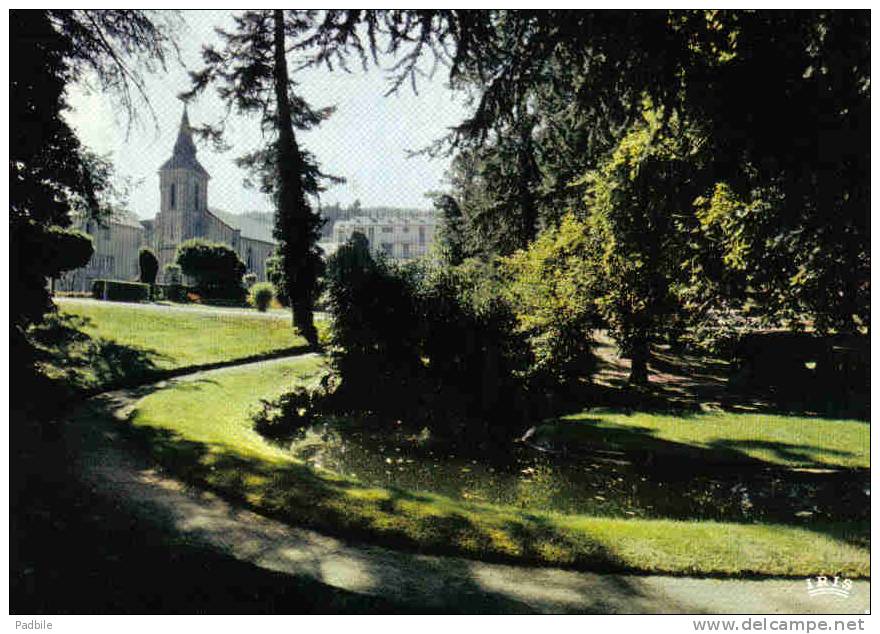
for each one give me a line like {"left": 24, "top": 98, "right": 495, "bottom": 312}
{"left": 154, "top": 283, "right": 188, "bottom": 303}
{"left": 163, "top": 263, "right": 182, "bottom": 285}
{"left": 249, "top": 282, "right": 274, "bottom": 312}
{"left": 325, "top": 234, "right": 530, "bottom": 438}
{"left": 54, "top": 291, "right": 92, "bottom": 299}
{"left": 414, "top": 259, "right": 528, "bottom": 430}
{"left": 138, "top": 247, "right": 159, "bottom": 286}
{"left": 252, "top": 371, "right": 338, "bottom": 442}
{"left": 14, "top": 223, "right": 94, "bottom": 327}
{"left": 175, "top": 239, "right": 246, "bottom": 302}
{"left": 502, "top": 213, "right": 602, "bottom": 385}
{"left": 243, "top": 272, "right": 257, "bottom": 289}
{"left": 91, "top": 279, "right": 150, "bottom": 302}
{"left": 325, "top": 232, "right": 421, "bottom": 383}
{"left": 266, "top": 251, "right": 289, "bottom": 307}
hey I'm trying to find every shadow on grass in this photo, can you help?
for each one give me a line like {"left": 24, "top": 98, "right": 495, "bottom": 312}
{"left": 542, "top": 417, "right": 861, "bottom": 470}
{"left": 529, "top": 416, "right": 868, "bottom": 537}
{"left": 26, "top": 312, "right": 170, "bottom": 392}
{"left": 12, "top": 392, "right": 668, "bottom": 614}
{"left": 587, "top": 338, "right": 869, "bottom": 422}
{"left": 111, "top": 393, "right": 867, "bottom": 576}
{"left": 22, "top": 311, "right": 313, "bottom": 401}
{"left": 103, "top": 396, "right": 636, "bottom": 578}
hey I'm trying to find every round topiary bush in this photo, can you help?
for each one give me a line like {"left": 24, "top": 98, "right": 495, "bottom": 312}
{"left": 250, "top": 282, "right": 274, "bottom": 312}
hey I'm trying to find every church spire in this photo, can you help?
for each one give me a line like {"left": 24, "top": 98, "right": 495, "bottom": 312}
{"left": 172, "top": 104, "right": 197, "bottom": 160}
{"left": 159, "top": 105, "right": 209, "bottom": 176}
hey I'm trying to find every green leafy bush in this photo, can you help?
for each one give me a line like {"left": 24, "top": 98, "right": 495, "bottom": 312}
{"left": 325, "top": 232, "right": 421, "bottom": 387}
{"left": 91, "top": 279, "right": 150, "bottom": 302}
{"left": 249, "top": 282, "right": 274, "bottom": 312}
{"left": 502, "top": 213, "right": 601, "bottom": 385}
{"left": 13, "top": 222, "right": 94, "bottom": 327}
{"left": 163, "top": 263, "right": 182, "bottom": 285}
{"left": 325, "top": 233, "right": 530, "bottom": 438}
{"left": 175, "top": 239, "right": 246, "bottom": 302}
{"left": 265, "top": 251, "right": 290, "bottom": 307}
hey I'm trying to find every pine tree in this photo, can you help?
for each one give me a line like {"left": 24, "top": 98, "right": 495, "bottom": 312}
{"left": 185, "top": 9, "right": 337, "bottom": 347}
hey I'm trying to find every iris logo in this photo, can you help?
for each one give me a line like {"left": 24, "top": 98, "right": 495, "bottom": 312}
{"left": 805, "top": 575, "right": 853, "bottom": 599}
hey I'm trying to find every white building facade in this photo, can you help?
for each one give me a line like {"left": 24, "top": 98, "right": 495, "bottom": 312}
{"left": 333, "top": 214, "right": 438, "bottom": 261}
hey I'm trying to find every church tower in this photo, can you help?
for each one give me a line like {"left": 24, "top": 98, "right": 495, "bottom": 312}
{"left": 155, "top": 106, "right": 211, "bottom": 274}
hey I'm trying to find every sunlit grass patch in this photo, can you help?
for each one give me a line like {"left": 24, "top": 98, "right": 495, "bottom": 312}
{"left": 119, "top": 356, "right": 870, "bottom": 578}
{"left": 555, "top": 409, "right": 869, "bottom": 469}
{"left": 33, "top": 300, "right": 309, "bottom": 391}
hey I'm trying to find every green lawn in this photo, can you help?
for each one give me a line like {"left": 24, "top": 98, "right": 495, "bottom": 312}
{"left": 33, "top": 300, "right": 308, "bottom": 391}
{"left": 121, "top": 356, "right": 869, "bottom": 578}
{"left": 548, "top": 409, "right": 869, "bottom": 470}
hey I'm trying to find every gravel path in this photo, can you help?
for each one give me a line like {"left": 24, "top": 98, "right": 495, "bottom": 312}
{"left": 65, "top": 357, "right": 870, "bottom": 614}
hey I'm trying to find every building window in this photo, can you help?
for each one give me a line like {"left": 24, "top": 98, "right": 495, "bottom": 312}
{"left": 170, "top": 183, "right": 176, "bottom": 209}
{"left": 194, "top": 183, "right": 199, "bottom": 209}
{"left": 382, "top": 226, "right": 393, "bottom": 233}
{"left": 402, "top": 243, "right": 410, "bottom": 258}
{"left": 381, "top": 242, "right": 393, "bottom": 256}
{"left": 419, "top": 226, "right": 426, "bottom": 245}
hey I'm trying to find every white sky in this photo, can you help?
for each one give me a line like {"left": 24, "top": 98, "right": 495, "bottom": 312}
{"left": 65, "top": 10, "right": 469, "bottom": 220}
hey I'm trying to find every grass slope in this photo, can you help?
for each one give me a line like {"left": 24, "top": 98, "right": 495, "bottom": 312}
{"left": 552, "top": 409, "right": 869, "bottom": 470}
{"left": 34, "top": 300, "right": 308, "bottom": 391}
{"left": 122, "top": 357, "right": 869, "bottom": 578}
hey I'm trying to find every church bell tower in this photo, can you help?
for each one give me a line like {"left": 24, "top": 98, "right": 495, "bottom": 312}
{"left": 155, "top": 105, "right": 211, "bottom": 274}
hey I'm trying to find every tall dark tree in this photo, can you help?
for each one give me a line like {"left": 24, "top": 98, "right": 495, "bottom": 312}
{"left": 11, "top": 10, "right": 178, "bottom": 334}
{"left": 185, "top": 9, "right": 339, "bottom": 348}
{"left": 271, "top": 9, "right": 321, "bottom": 347}
{"left": 304, "top": 10, "right": 869, "bottom": 333}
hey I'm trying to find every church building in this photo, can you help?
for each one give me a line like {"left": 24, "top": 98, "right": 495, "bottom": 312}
{"left": 59, "top": 108, "right": 276, "bottom": 292}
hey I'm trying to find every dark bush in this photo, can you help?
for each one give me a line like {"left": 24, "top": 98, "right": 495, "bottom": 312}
{"left": 252, "top": 372, "right": 338, "bottom": 442}
{"left": 154, "top": 283, "right": 188, "bottom": 303}
{"left": 91, "top": 280, "right": 150, "bottom": 302}
{"left": 138, "top": 247, "right": 159, "bottom": 285}
{"left": 325, "top": 232, "right": 421, "bottom": 384}
{"left": 324, "top": 234, "right": 531, "bottom": 439}
{"left": 13, "top": 222, "right": 94, "bottom": 327}
{"left": 175, "top": 239, "right": 246, "bottom": 302}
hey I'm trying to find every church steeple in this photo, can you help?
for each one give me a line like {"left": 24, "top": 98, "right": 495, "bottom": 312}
{"left": 160, "top": 105, "right": 208, "bottom": 176}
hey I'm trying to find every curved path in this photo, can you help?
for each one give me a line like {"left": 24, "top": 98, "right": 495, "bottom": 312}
{"left": 65, "top": 356, "right": 869, "bottom": 614}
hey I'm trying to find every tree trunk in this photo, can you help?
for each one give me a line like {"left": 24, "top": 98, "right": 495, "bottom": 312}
{"left": 628, "top": 337, "right": 650, "bottom": 385}
{"left": 273, "top": 9, "right": 318, "bottom": 348}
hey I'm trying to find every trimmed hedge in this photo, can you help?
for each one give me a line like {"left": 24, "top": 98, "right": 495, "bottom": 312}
{"left": 91, "top": 279, "right": 150, "bottom": 302}
{"left": 155, "top": 283, "right": 189, "bottom": 303}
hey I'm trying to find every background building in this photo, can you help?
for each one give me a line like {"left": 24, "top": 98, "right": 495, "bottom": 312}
{"left": 59, "top": 108, "right": 276, "bottom": 292}
{"left": 332, "top": 213, "right": 437, "bottom": 261}
{"left": 59, "top": 108, "right": 439, "bottom": 292}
